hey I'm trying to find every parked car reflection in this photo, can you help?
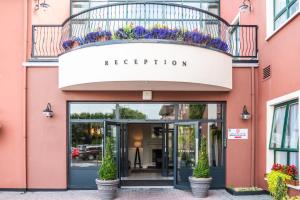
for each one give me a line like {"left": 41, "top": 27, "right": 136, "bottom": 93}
{"left": 71, "top": 144, "right": 102, "bottom": 167}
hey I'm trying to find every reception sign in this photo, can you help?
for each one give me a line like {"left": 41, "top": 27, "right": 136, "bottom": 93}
{"left": 58, "top": 42, "right": 232, "bottom": 91}
{"left": 228, "top": 129, "right": 248, "bottom": 140}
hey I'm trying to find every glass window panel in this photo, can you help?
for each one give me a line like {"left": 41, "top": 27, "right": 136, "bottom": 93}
{"left": 289, "top": 0, "right": 299, "bottom": 16}
{"left": 72, "top": 2, "right": 90, "bottom": 15}
{"left": 177, "top": 124, "right": 196, "bottom": 185}
{"left": 71, "top": 122, "right": 103, "bottom": 167}
{"left": 275, "top": 151, "right": 288, "bottom": 165}
{"left": 70, "top": 103, "right": 116, "bottom": 119}
{"left": 270, "top": 105, "right": 286, "bottom": 148}
{"left": 274, "top": 11, "right": 288, "bottom": 29}
{"left": 201, "top": 122, "right": 223, "bottom": 167}
{"left": 284, "top": 103, "right": 299, "bottom": 149}
{"left": 71, "top": 1, "right": 220, "bottom": 19}
{"left": 90, "top": 1, "right": 107, "bottom": 7}
{"left": 106, "top": 124, "right": 118, "bottom": 160}
{"left": 290, "top": 152, "right": 299, "bottom": 169}
{"left": 275, "top": 0, "right": 287, "bottom": 16}
{"left": 184, "top": 2, "right": 201, "bottom": 9}
{"left": 168, "top": 123, "right": 174, "bottom": 175}
{"left": 230, "top": 25, "right": 240, "bottom": 56}
{"left": 178, "top": 103, "right": 222, "bottom": 120}
{"left": 119, "top": 104, "right": 175, "bottom": 120}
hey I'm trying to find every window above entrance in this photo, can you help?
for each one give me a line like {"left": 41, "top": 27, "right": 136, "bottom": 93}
{"left": 71, "top": 0, "right": 220, "bottom": 16}
{"left": 69, "top": 102, "right": 224, "bottom": 121}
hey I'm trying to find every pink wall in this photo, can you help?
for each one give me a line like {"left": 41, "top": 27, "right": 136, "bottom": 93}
{"left": 222, "top": 0, "right": 300, "bottom": 194}
{"left": 26, "top": 67, "right": 255, "bottom": 188}
{"left": 32, "top": 0, "right": 70, "bottom": 24}
{"left": 0, "top": 1, "right": 26, "bottom": 189}
{"left": 255, "top": 4, "right": 300, "bottom": 194}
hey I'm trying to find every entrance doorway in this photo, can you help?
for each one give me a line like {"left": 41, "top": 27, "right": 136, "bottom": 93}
{"left": 120, "top": 123, "right": 174, "bottom": 186}
{"left": 68, "top": 102, "right": 225, "bottom": 189}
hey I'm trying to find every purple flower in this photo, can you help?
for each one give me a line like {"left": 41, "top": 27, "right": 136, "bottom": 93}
{"left": 85, "top": 32, "right": 98, "bottom": 43}
{"left": 133, "top": 26, "right": 147, "bottom": 39}
{"left": 62, "top": 40, "right": 73, "bottom": 50}
{"left": 115, "top": 28, "right": 128, "bottom": 39}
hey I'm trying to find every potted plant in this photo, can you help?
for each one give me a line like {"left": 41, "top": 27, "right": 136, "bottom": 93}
{"left": 95, "top": 136, "right": 119, "bottom": 200}
{"left": 189, "top": 137, "right": 212, "bottom": 198}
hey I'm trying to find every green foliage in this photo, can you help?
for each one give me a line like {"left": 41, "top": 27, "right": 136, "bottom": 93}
{"left": 71, "top": 106, "right": 147, "bottom": 120}
{"left": 119, "top": 107, "right": 146, "bottom": 119}
{"left": 123, "top": 24, "right": 135, "bottom": 39}
{"left": 70, "top": 112, "right": 114, "bottom": 119}
{"left": 99, "top": 137, "right": 117, "bottom": 180}
{"left": 274, "top": 177, "right": 288, "bottom": 200}
{"left": 267, "top": 170, "right": 291, "bottom": 199}
{"left": 189, "top": 104, "right": 206, "bottom": 119}
{"left": 193, "top": 137, "right": 210, "bottom": 178}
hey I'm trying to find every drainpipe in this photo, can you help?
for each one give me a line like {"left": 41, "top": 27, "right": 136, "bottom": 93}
{"left": 250, "top": 66, "right": 256, "bottom": 186}
{"left": 23, "top": 0, "right": 30, "bottom": 192}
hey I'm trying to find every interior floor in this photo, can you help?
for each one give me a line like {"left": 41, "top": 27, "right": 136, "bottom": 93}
{"left": 122, "top": 172, "right": 173, "bottom": 180}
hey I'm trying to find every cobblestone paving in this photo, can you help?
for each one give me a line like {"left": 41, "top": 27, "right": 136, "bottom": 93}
{"left": 0, "top": 189, "right": 272, "bottom": 200}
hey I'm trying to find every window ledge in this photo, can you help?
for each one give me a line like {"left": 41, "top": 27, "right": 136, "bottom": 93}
{"left": 264, "top": 177, "right": 300, "bottom": 190}
{"left": 266, "top": 11, "right": 300, "bottom": 41}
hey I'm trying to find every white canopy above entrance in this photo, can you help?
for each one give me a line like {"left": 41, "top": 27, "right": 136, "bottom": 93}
{"left": 58, "top": 42, "right": 232, "bottom": 91}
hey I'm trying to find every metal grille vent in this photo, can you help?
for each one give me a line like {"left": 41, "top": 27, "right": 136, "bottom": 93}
{"left": 263, "top": 66, "right": 271, "bottom": 80}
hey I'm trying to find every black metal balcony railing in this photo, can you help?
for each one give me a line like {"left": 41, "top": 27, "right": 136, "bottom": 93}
{"left": 31, "top": 2, "right": 258, "bottom": 59}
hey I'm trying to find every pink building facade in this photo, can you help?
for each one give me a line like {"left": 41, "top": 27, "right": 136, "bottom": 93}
{"left": 0, "top": 0, "right": 299, "bottom": 196}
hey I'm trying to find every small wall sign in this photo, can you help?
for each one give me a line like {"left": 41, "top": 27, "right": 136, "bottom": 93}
{"left": 228, "top": 129, "right": 248, "bottom": 139}
{"left": 142, "top": 91, "right": 152, "bottom": 101}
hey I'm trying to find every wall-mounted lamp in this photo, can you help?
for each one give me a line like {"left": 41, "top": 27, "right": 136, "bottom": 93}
{"left": 241, "top": 105, "right": 251, "bottom": 120}
{"left": 43, "top": 103, "right": 54, "bottom": 118}
{"left": 34, "top": 0, "right": 50, "bottom": 11}
{"left": 239, "top": 0, "right": 252, "bottom": 13}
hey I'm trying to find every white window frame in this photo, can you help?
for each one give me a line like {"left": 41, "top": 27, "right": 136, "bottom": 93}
{"left": 266, "top": 90, "right": 300, "bottom": 189}
{"left": 266, "top": 0, "right": 300, "bottom": 40}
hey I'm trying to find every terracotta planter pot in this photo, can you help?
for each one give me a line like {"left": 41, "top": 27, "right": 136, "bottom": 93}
{"left": 95, "top": 179, "right": 119, "bottom": 200}
{"left": 286, "top": 179, "right": 299, "bottom": 186}
{"left": 189, "top": 176, "right": 212, "bottom": 198}
{"left": 71, "top": 41, "right": 80, "bottom": 48}
{"left": 97, "top": 36, "right": 107, "bottom": 42}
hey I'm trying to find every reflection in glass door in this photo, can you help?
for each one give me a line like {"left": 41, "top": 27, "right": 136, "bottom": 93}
{"left": 174, "top": 122, "right": 199, "bottom": 189}
{"left": 200, "top": 122, "right": 225, "bottom": 188}
{"left": 69, "top": 122, "right": 103, "bottom": 189}
{"left": 104, "top": 121, "right": 120, "bottom": 179}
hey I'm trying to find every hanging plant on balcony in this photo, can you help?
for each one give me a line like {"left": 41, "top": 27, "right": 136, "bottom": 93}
{"left": 62, "top": 24, "right": 229, "bottom": 53}
{"left": 85, "top": 30, "right": 112, "bottom": 43}
{"left": 62, "top": 37, "right": 84, "bottom": 50}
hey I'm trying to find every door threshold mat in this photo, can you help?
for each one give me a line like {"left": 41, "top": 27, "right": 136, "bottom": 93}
{"left": 226, "top": 187, "right": 268, "bottom": 196}
{"left": 131, "top": 169, "right": 161, "bottom": 173}
{"left": 121, "top": 180, "right": 173, "bottom": 186}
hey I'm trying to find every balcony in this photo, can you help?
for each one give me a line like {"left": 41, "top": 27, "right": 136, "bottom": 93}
{"left": 31, "top": 2, "right": 258, "bottom": 59}
{"left": 30, "top": 3, "right": 258, "bottom": 91}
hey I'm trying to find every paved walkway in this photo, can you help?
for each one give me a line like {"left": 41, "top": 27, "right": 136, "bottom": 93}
{"left": 0, "top": 189, "right": 272, "bottom": 200}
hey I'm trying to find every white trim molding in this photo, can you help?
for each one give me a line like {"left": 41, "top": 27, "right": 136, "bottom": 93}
{"left": 266, "top": 90, "right": 300, "bottom": 179}
{"left": 22, "top": 61, "right": 58, "bottom": 67}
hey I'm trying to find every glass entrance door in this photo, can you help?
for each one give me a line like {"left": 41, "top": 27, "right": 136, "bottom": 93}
{"left": 162, "top": 123, "right": 174, "bottom": 177}
{"left": 174, "top": 122, "right": 199, "bottom": 189}
{"left": 69, "top": 122, "right": 104, "bottom": 189}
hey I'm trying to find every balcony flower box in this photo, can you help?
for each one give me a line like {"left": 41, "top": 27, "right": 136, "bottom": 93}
{"left": 61, "top": 24, "right": 229, "bottom": 53}
{"left": 286, "top": 179, "right": 300, "bottom": 186}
